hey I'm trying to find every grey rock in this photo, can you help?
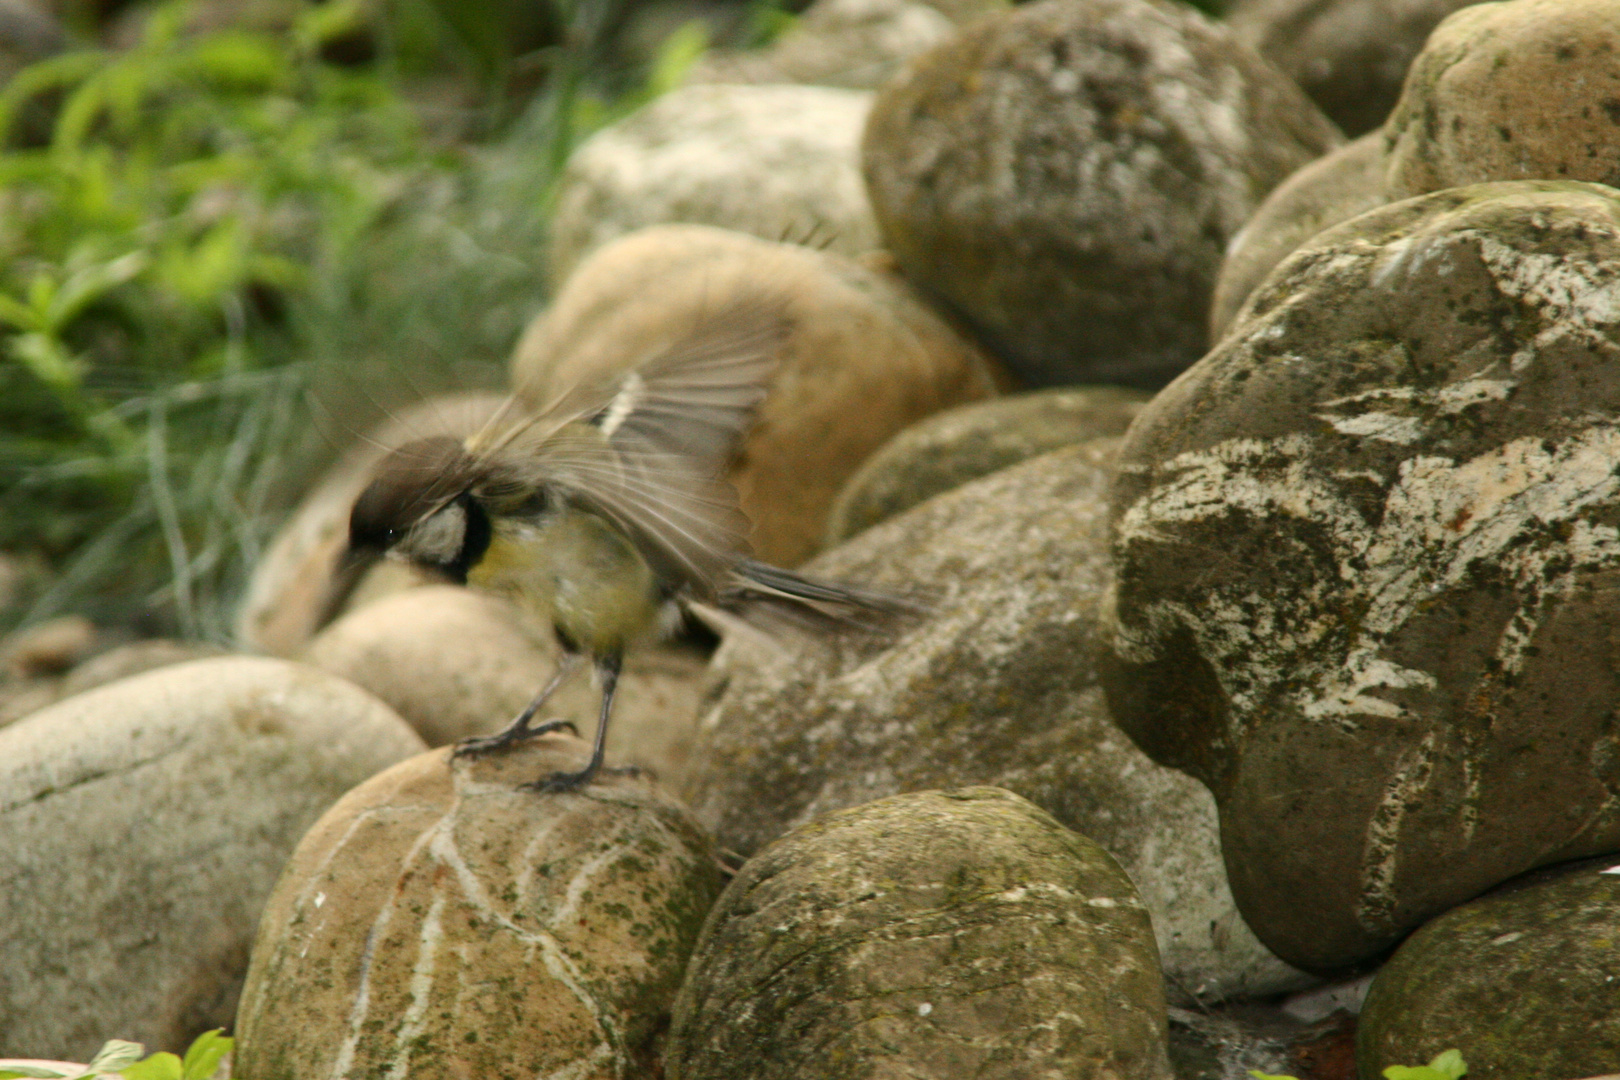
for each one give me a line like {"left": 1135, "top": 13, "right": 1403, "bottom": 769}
{"left": 825, "top": 387, "right": 1148, "bottom": 544}
{"left": 1227, "top": 0, "right": 1477, "bottom": 137}
{"left": 1358, "top": 855, "right": 1620, "bottom": 1080}
{"left": 0, "top": 656, "right": 425, "bottom": 1059}
{"left": 1210, "top": 131, "right": 1387, "bottom": 343}
{"left": 688, "top": 0, "right": 970, "bottom": 91}
{"left": 862, "top": 0, "right": 1341, "bottom": 388}
{"left": 688, "top": 442, "right": 1311, "bottom": 1004}
{"left": 1168, "top": 1004, "right": 1357, "bottom": 1080}
{"left": 1106, "top": 181, "right": 1620, "bottom": 972}
{"left": 549, "top": 84, "right": 881, "bottom": 285}
{"left": 667, "top": 787, "right": 1175, "bottom": 1080}
{"left": 235, "top": 736, "right": 724, "bottom": 1080}
{"left": 1384, "top": 0, "right": 1620, "bottom": 199}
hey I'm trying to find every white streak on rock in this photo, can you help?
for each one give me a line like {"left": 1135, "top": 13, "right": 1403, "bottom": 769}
{"left": 384, "top": 892, "right": 446, "bottom": 1080}
{"left": 1358, "top": 732, "right": 1437, "bottom": 930}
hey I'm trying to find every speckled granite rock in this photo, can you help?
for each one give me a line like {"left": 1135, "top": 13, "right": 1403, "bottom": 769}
{"left": 824, "top": 388, "right": 1148, "bottom": 543}
{"left": 0, "top": 657, "right": 424, "bottom": 1060}
{"left": 234, "top": 736, "right": 723, "bottom": 1080}
{"left": 689, "top": 443, "right": 1312, "bottom": 1004}
{"left": 667, "top": 788, "right": 1175, "bottom": 1080}
{"left": 1106, "top": 181, "right": 1620, "bottom": 972}
{"left": 862, "top": 0, "right": 1341, "bottom": 388}
{"left": 1228, "top": 0, "right": 1477, "bottom": 136}
{"left": 1358, "top": 855, "right": 1620, "bottom": 1080}
{"left": 549, "top": 84, "right": 881, "bottom": 283}
{"left": 511, "top": 224, "right": 1000, "bottom": 567}
{"left": 1384, "top": 0, "right": 1620, "bottom": 198}
{"left": 1210, "top": 131, "right": 1387, "bottom": 342}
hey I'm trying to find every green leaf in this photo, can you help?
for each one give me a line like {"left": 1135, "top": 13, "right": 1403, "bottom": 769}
{"left": 84, "top": 1041, "right": 145, "bottom": 1075}
{"left": 177, "top": 1030, "right": 232, "bottom": 1080}
{"left": 1383, "top": 1050, "right": 1468, "bottom": 1080}
{"left": 0, "top": 1067, "right": 78, "bottom": 1079}
{"left": 118, "top": 1053, "right": 181, "bottom": 1080}
{"left": 1248, "top": 1072, "right": 1300, "bottom": 1080}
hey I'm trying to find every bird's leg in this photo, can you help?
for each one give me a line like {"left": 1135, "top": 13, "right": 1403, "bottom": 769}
{"left": 529, "top": 651, "right": 625, "bottom": 792}
{"left": 453, "top": 650, "right": 582, "bottom": 758}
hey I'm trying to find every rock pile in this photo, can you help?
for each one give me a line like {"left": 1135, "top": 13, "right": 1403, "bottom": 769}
{"left": 7, "top": 0, "right": 1620, "bottom": 1076}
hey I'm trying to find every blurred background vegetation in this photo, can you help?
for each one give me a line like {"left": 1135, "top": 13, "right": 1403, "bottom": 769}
{"left": 0, "top": 0, "right": 1223, "bottom": 645}
{"left": 0, "top": 0, "right": 747, "bottom": 642}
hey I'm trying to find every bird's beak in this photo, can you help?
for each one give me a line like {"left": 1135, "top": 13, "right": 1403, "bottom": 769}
{"left": 315, "top": 543, "right": 382, "bottom": 632}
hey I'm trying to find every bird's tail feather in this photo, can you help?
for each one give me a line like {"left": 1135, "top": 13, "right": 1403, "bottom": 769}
{"left": 716, "top": 558, "right": 926, "bottom": 636}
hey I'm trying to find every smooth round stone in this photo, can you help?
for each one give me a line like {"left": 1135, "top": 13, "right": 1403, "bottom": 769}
{"left": 1209, "top": 130, "right": 1387, "bottom": 342}
{"left": 1106, "top": 181, "right": 1620, "bottom": 972}
{"left": 824, "top": 386, "right": 1148, "bottom": 543}
{"left": 1358, "top": 856, "right": 1620, "bottom": 1080}
{"left": 862, "top": 0, "right": 1340, "bottom": 388}
{"left": 667, "top": 788, "right": 1175, "bottom": 1080}
{"left": 688, "top": 443, "right": 1312, "bottom": 1004}
{"left": 0, "top": 657, "right": 424, "bottom": 1060}
{"left": 235, "top": 737, "right": 724, "bottom": 1080}
{"left": 511, "top": 224, "right": 1001, "bottom": 567}
{"left": 1385, "top": 0, "right": 1620, "bottom": 198}
{"left": 1227, "top": 0, "right": 1478, "bottom": 136}
{"left": 549, "top": 83, "right": 881, "bottom": 284}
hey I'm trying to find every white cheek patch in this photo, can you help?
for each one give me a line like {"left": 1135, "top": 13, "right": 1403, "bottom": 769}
{"left": 405, "top": 502, "right": 467, "bottom": 564}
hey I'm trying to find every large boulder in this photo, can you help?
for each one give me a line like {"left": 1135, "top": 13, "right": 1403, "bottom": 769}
{"left": 862, "top": 0, "right": 1341, "bottom": 388}
{"left": 0, "top": 657, "right": 424, "bottom": 1059}
{"left": 1106, "top": 181, "right": 1620, "bottom": 972}
{"left": 667, "top": 788, "right": 1175, "bottom": 1080}
{"left": 1384, "top": 0, "right": 1620, "bottom": 199}
{"left": 511, "top": 225, "right": 1002, "bottom": 567}
{"left": 1227, "top": 0, "right": 1478, "bottom": 137}
{"left": 234, "top": 736, "right": 724, "bottom": 1080}
{"left": 549, "top": 84, "right": 882, "bottom": 283}
{"left": 687, "top": 442, "right": 1311, "bottom": 1004}
{"left": 824, "top": 387, "right": 1148, "bottom": 543}
{"left": 1357, "top": 856, "right": 1620, "bottom": 1080}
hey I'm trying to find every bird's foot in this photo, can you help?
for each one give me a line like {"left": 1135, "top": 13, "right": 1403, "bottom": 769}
{"left": 522, "top": 762, "right": 641, "bottom": 794}
{"left": 452, "top": 718, "right": 578, "bottom": 760}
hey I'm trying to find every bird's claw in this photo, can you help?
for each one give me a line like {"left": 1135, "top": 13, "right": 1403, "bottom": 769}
{"left": 452, "top": 718, "right": 579, "bottom": 759}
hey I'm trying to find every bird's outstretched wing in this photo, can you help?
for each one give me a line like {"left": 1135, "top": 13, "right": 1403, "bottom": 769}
{"left": 467, "top": 294, "right": 794, "bottom": 597}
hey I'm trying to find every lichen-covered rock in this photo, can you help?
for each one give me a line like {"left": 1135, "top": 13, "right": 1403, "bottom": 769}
{"left": 667, "top": 787, "right": 1175, "bottom": 1080}
{"left": 1210, "top": 131, "right": 1387, "bottom": 342}
{"left": 824, "top": 387, "right": 1148, "bottom": 543}
{"left": 1384, "top": 0, "right": 1620, "bottom": 199}
{"left": 687, "top": 0, "right": 978, "bottom": 92}
{"left": 234, "top": 736, "right": 723, "bottom": 1080}
{"left": 688, "top": 443, "right": 1311, "bottom": 1004}
{"left": 302, "top": 584, "right": 709, "bottom": 784}
{"left": 511, "top": 224, "right": 1001, "bottom": 567}
{"left": 1227, "top": 0, "right": 1476, "bottom": 137}
{"left": 862, "top": 0, "right": 1341, "bottom": 388}
{"left": 1357, "top": 856, "right": 1620, "bottom": 1080}
{"left": 1106, "top": 181, "right": 1620, "bottom": 972}
{"left": 0, "top": 657, "right": 424, "bottom": 1060}
{"left": 548, "top": 84, "right": 880, "bottom": 283}
{"left": 236, "top": 393, "right": 505, "bottom": 655}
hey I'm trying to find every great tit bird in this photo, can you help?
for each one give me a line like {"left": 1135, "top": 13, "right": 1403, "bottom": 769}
{"left": 334, "top": 296, "right": 911, "bottom": 792}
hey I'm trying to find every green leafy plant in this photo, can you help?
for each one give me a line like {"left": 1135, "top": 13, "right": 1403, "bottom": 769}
{"left": 0, "top": 1030, "right": 231, "bottom": 1080}
{"left": 1250, "top": 1048, "right": 1467, "bottom": 1080}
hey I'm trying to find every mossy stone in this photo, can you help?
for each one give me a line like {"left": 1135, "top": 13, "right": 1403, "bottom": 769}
{"left": 1358, "top": 856, "right": 1620, "bottom": 1080}
{"left": 667, "top": 787, "right": 1174, "bottom": 1080}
